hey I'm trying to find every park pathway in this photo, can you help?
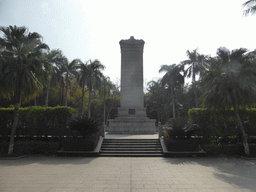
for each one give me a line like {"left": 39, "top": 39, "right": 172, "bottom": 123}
{"left": 1, "top": 154, "right": 256, "bottom": 192}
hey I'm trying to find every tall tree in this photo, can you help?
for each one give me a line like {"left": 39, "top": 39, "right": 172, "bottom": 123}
{"left": 243, "top": 0, "right": 256, "bottom": 16}
{"left": 85, "top": 59, "right": 105, "bottom": 118}
{"left": 182, "top": 49, "right": 207, "bottom": 108}
{"left": 63, "top": 59, "right": 79, "bottom": 106}
{"left": 76, "top": 60, "right": 89, "bottom": 115}
{"left": 201, "top": 47, "right": 256, "bottom": 155}
{"left": 159, "top": 64, "right": 184, "bottom": 118}
{"left": 0, "top": 25, "right": 49, "bottom": 154}
{"left": 43, "top": 49, "right": 65, "bottom": 107}
{"left": 100, "top": 76, "right": 114, "bottom": 125}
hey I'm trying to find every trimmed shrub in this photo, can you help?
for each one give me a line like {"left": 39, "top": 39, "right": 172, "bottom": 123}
{"left": 188, "top": 108, "right": 256, "bottom": 138}
{"left": 69, "top": 115, "right": 100, "bottom": 138}
{"left": 164, "top": 137, "right": 200, "bottom": 151}
{"left": 0, "top": 106, "right": 77, "bottom": 138}
{"left": 61, "top": 116, "right": 100, "bottom": 151}
{"left": 62, "top": 134, "right": 99, "bottom": 151}
{"left": 0, "top": 140, "right": 61, "bottom": 155}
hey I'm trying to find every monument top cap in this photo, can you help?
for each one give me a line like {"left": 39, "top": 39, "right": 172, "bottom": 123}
{"left": 119, "top": 36, "right": 145, "bottom": 45}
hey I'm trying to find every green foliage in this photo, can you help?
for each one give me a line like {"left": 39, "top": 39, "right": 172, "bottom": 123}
{"left": 188, "top": 108, "right": 256, "bottom": 137}
{"left": 0, "top": 140, "right": 61, "bottom": 155}
{"left": 164, "top": 138, "right": 200, "bottom": 151}
{"left": 0, "top": 106, "right": 77, "bottom": 137}
{"left": 69, "top": 115, "right": 100, "bottom": 138}
{"left": 167, "top": 117, "right": 188, "bottom": 129}
{"left": 62, "top": 136, "right": 99, "bottom": 151}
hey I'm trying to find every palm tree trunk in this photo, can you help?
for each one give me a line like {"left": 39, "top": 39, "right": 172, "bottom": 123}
{"left": 45, "top": 84, "right": 49, "bottom": 107}
{"left": 88, "top": 88, "right": 92, "bottom": 118}
{"left": 103, "top": 92, "right": 106, "bottom": 125}
{"left": 34, "top": 98, "right": 37, "bottom": 106}
{"left": 233, "top": 105, "right": 250, "bottom": 155}
{"left": 192, "top": 63, "right": 198, "bottom": 108}
{"left": 8, "top": 102, "right": 20, "bottom": 155}
{"left": 65, "top": 76, "right": 68, "bottom": 107}
{"left": 194, "top": 82, "right": 198, "bottom": 108}
{"left": 171, "top": 88, "right": 175, "bottom": 118}
{"left": 81, "top": 83, "right": 85, "bottom": 115}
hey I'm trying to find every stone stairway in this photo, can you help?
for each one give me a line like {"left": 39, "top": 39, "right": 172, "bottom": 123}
{"left": 99, "top": 139, "right": 164, "bottom": 157}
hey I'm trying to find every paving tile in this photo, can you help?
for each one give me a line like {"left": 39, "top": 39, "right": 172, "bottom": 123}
{"left": 75, "top": 189, "right": 104, "bottom": 192}
{"left": 159, "top": 189, "right": 187, "bottom": 192}
{"left": 47, "top": 188, "right": 77, "bottom": 192}
{"left": 0, "top": 188, "right": 22, "bottom": 192}
{"left": 18, "top": 188, "right": 50, "bottom": 192}
{"left": 91, "top": 184, "right": 118, "bottom": 189}
{"left": 103, "top": 189, "right": 131, "bottom": 192}
{"left": 1, "top": 150, "right": 256, "bottom": 192}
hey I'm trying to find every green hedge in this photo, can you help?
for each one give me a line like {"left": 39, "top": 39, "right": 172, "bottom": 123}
{"left": 62, "top": 133, "right": 99, "bottom": 151}
{"left": 202, "top": 144, "right": 256, "bottom": 157}
{"left": 0, "top": 140, "right": 61, "bottom": 155}
{"left": 0, "top": 106, "right": 77, "bottom": 138}
{"left": 188, "top": 108, "right": 256, "bottom": 137}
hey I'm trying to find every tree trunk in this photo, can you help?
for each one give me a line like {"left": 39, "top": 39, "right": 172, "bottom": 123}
{"left": 65, "top": 81, "right": 68, "bottom": 107}
{"left": 88, "top": 88, "right": 92, "bottom": 118}
{"left": 192, "top": 63, "right": 198, "bottom": 108}
{"left": 34, "top": 97, "right": 37, "bottom": 107}
{"left": 45, "top": 84, "right": 49, "bottom": 107}
{"left": 8, "top": 102, "right": 20, "bottom": 155}
{"left": 103, "top": 93, "right": 106, "bottom": 125}
{"left": 171, "top": 88, "right": 175, "bottom": 118}
{"left": 81, "top": 82, "right": 85, "bottom": 115}
{"left": 233, "top": 105, "right": 250, "bottom": 155}
{"left": 194, "top": 82, "right": 198, "bottom": 108}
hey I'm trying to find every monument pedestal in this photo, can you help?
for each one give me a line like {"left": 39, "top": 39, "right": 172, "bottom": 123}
{"left": 108, "top": 108, "right": 156, "bottom": 134}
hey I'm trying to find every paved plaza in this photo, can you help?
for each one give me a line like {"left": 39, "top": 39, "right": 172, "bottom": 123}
{"left": 1, "top": 155, "right": 256, "bottom": 192}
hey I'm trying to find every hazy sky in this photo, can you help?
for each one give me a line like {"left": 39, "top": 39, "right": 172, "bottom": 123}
{"left": 1, "top": 0, "right": 255, "bottom": 86}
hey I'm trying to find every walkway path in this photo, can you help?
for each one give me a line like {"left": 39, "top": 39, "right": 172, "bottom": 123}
{"left": 1, "top": 155, "right": 256, "bottom": 192}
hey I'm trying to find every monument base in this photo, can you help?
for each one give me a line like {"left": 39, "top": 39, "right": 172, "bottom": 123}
{"left": 108, "top": 108, "right": 156, "bottom": 134}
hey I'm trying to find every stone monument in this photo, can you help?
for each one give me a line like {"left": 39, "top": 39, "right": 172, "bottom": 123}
{"left": 108, "top": 36, "right": 156, "bottom": 133}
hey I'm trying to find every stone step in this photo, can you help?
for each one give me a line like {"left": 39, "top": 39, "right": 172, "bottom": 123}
{"left": 103, "top": 139, "right": 159, "bottom": 143}
{"left": 101, "top": 148, "right": 162, "bottom": 151}
{"left": 99, "top": 153, "right": 164, "bottom": 157}
{"left": 99, "top": 138, "right": 163, "bottom": 157}
{"left": 101, "top": 144, "right": 161, "bottom": 148}
{"left": 100, "top": 151, "right": 163, "bottom": 154}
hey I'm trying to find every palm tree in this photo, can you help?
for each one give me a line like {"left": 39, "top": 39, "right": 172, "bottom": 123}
{"left": 201, "top": 47, "right": 256, "bottom": 155}
{"left": 243, "top": 0, "right": 256, "bottom": 16}
{"left": 43, "top": 49, "right": 65, "bottom": 107}
{"left": 182, "top": 49, "right": 207, "bottom": 108}
{"left": 159, "top": 64, "right": 184, "bottom": 118}
{"left": 86, "top": 59, "right": 105, "bottom": 117}
{"left": 63, "top": 59, "right": 79, "bottom": 106}
{"left": 0, "top": 25, "right": 49, "bottom": 154}
{"left": 100, "top": 76, "right": 114, "bottom": 125}
{"left": 76, "top": 60, "right": 89, "bottom": 115}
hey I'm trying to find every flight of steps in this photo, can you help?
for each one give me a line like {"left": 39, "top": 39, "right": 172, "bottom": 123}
{"left": 99, "top": 139, "right": 164, "bottom": 157}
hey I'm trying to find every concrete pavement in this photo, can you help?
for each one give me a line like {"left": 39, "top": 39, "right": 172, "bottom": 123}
{"left": 1, "top": 155, "right": 256, "bottom": 192}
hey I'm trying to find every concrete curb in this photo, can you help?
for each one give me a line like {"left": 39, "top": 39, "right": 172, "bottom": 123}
{"left": 0, "top": 154, "right": 29, "bottom": 160}
{"left": 57, "top": 136, "right": 104, "bottom": 156}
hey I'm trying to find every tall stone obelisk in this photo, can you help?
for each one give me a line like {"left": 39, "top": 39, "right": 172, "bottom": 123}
{"left": 108, "top": 36, "right": 156, "bottom": 133}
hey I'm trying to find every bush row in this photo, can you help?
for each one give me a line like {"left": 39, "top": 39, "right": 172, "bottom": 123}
{"left": 0, "top": 140, "right": 61, "bottom": 155}
{"left": 188, "top": 108, "right": 256, "bottom": 137}
{"left": 202, "top": 144, "right": 256, "bottom": 157}
{"left": 0, "top": 106, "right": 78, "bottom": 138}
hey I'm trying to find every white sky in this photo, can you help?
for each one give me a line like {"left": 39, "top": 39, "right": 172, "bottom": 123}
{"left": 1, "top": 0, "right": 256, "bottom": 86}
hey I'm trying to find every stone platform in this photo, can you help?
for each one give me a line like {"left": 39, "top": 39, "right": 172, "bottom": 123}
{"left": 108, "top": 117, "right": 156, "bottom": 134}
{"left": 108, "top": 107, "right": 156, "bottom": 134}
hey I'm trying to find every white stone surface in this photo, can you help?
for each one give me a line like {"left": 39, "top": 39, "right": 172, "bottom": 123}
{"left": 109, "top": 36, "right": 156, "bottom": 133}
